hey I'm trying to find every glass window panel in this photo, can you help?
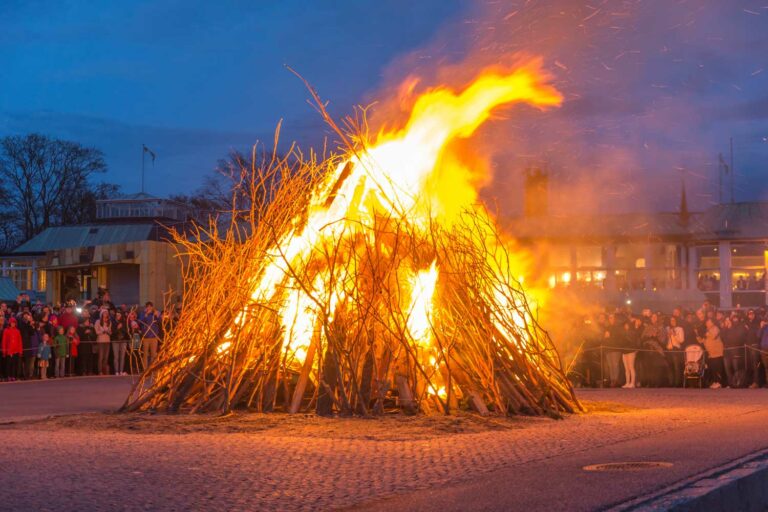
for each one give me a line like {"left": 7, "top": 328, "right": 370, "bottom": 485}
{"left": 732, "top": 270, "right": 766, "bottom": 290}
{"left": 697, "top": 271, "right": 720, "bottom": 291}
{"left": 576, "top": 246, "right": 602, "bottom": 268}
{"left": 549, "top": 247, "right": 571, "bottom": 268}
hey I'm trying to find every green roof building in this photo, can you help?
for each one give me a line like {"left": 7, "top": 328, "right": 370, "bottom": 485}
{"left": 2, "top": 194, "right": 196, "bottom": 307}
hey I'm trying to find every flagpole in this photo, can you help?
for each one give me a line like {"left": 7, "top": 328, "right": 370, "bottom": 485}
{"left": 718, "top": 153, "right": 722, "bottom": 204}
{"left": 729, "top": 137, "right": 734, "bottom": 203}
{"left": 141, "top": 144, "right": 145, "bottom": 194}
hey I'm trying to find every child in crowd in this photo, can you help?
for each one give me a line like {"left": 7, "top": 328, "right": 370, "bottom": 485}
{"left": 53, "top": 326, "right": 68, "bottom": 378}
{"left": 37, "top": 333, "right": 52, "bottom": 380}
{"left": 66, "top": 326, "right": 79, "bottom": 376}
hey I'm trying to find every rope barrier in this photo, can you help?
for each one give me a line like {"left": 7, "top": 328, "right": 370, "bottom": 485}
{"left": 581, "top": 345, "right": 687, "bottom": 354}
{"left": 748, "top": 345, "right": 768, "bottom": 356}
{"left": 5, "top": 340, "right": 139, "bottom": 355}
{"left": 4, "top": 336, "right": 158, "bottom": 357}
{"left": 579, "top": 343, "right": 768, "bottom": 355}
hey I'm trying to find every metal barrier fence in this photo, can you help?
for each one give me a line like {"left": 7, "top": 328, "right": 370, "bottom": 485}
{"left": 568, "top": 343, "right": 768, "bottom": 387}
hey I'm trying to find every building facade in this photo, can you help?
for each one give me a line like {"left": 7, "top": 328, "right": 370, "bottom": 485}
{"left": 505, "top": 201, "right": 768, "bottom": 311}
{"left": 3, "top": 193, "right": 196, "bottom": 307}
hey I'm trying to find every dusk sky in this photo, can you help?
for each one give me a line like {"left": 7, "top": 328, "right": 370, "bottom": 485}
{"left": 2, "top": 0, "right": 767, "bottom": 214}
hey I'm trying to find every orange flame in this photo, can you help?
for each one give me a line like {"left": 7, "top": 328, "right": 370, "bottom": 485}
{"left": 222, "top": 59, "right": 562, "bottom": 364}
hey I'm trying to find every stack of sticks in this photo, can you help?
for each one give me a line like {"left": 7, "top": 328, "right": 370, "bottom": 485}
{"left": 123, "top": 116, "right": 581, "bottom": 419}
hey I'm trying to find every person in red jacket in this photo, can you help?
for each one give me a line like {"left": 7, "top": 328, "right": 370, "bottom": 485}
{"left": 2, "top": 317, "right": 23, "bottom": 381}
{"left": 66, "top": 326, "right": 80, "bottom": 376}
{"left": 58, "top": 304, "right": 79, "bottom": 333}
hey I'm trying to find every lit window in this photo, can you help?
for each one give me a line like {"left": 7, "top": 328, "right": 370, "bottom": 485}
{"left": 38, "top": 270, "right": 47, "bottom": 292}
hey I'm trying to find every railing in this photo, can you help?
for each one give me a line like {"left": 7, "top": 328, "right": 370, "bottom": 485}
{"left": 567, "top": 343, "right": 768, "bottom": 387}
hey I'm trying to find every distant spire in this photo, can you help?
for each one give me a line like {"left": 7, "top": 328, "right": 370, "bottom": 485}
{"left": 679, "top": 178, "right": 690, "bottom": 226}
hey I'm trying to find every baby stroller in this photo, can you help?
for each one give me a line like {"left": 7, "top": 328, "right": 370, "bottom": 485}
{"left": 683, "top": 345, "right": 707, "bottom": 388}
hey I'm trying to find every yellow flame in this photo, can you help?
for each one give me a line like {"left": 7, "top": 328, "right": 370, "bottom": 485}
{"left": 427, "top": 385, "right": 448, "bottom": 400}
{"left": 225, "top": 60, "right": 562, "bottom": 366}
{"left": 281, "top": 286, "right": 317, "bottom": 364}
{"left": 407, "top": 262, "right": 439, "bottom": 346}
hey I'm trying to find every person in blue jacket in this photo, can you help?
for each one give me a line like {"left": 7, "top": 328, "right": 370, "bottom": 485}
{"left": 37, "top": 333, "right": 52, "bottom": 380}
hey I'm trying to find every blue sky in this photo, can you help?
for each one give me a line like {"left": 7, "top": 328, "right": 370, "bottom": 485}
{"left": 2, "top": 0, "right": 767, "bottom": 213}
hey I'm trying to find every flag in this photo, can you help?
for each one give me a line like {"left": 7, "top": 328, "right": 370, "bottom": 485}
{"left": 143, "top": 144, "right": 156, "bottom": 163}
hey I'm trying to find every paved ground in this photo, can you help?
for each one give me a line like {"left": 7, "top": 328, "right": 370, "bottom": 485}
{"left": 0, "top": 380, "right": 766, "bottom": 511}
{"left": 0, "top": 375, "right": 132, "bottom": 421}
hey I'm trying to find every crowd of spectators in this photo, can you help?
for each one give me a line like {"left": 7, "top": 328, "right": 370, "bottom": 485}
{"left": 0, "top": 291, "right": 176, "bottom": 382}
{"left": 735, "top": 274, "right": 766, "bottom": 290}
{"left": 697, "top": 272, "right": 766, "bottom": 292}
{"left": 697, "top": 274, "right": 720, "bottom": 292}
{"left": 573, "top": 301, "right": 768, "bottom": 389}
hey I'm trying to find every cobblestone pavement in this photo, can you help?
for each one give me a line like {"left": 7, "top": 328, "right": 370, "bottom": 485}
{"left": 0, "top": 388, "right": 766, "bottom": 511}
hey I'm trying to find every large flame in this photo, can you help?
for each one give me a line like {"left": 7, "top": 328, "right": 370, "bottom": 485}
{"left": 407, "top": 261, "right": 439, "bottom": 347}
{"left": 224, "top": 60, "right": 562, "bottom": 365}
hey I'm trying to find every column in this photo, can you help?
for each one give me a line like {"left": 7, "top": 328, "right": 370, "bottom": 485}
{"left": 31, "top": 260, "right": 38, "bottom": 292}
{"left": 48, "top": 271, "right": 59, "bottom": 304}
{"left": 644, "top": 244, "right": 653, "bottom": 291}
{"left": 570, "top": 246, "right": 578, "bottom": 286}
{"left": 139, "top": 243, "right": 152, "bottom": 305}
{"left": 718, "top": 241, "right": 733, "bottom": 309}
{"left": 687, "top": 246, "right": 698, "bottom": 291}
{"left": 603, "top": 245, "right": 616, "bottom": 291}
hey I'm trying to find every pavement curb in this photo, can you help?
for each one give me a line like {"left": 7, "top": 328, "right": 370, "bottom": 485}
{"left": 611, "top": 448, "right": 768, "bottom": 511}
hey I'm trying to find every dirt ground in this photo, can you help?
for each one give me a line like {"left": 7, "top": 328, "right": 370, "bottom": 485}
{"left": 6, "top": 398, "right": 634, "bottom": 439}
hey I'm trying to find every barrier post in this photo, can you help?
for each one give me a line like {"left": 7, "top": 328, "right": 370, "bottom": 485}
{"left": 600, "top": 345, "right": 605, "bottom": 388}
{"left": 744, "top": 343, "right": 748, "bottom": 373}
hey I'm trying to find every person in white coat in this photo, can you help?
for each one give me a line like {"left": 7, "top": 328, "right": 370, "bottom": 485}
{"left": 94, "top": 309, "right": 112, "bottom": 375}
{"left": 666, "top": 316, "right": 685, "bottom": 387}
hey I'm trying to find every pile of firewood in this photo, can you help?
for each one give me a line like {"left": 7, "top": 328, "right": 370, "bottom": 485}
{"left": 123, "top": 73, "right": 581, "bottom": 418}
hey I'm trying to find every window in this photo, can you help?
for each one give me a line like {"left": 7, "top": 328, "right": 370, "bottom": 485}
{"left": 730, "top": 243, "right": 767, "bottom": 291}
{"left": 576, "top": 246, "right": 602, "bottom": 268}
{"left": 10, "top": 269, "right": 29, "bottom": 291}
{"left": 548, "top": 247, "right": 571, "bottom": 268}
{"left": 697, "top": 271, "right": 720, "bottom": 292}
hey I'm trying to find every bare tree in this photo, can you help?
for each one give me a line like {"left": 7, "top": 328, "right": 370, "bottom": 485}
{"left": 61, "top": 182, "right": 121, "bottom": 225}
{"left": 0, "top": 133, "right": 110, "bottom": 245}
{"left": 172, "top": 148, "right": 296, "bottom": 221}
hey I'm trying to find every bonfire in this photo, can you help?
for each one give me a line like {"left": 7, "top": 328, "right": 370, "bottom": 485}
{"left": 123, "top": 59, "right": 582, "bottom": 417}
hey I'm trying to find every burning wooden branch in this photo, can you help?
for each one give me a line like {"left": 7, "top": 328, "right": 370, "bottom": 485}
{"left": 123, "top": 61, "right": 582, "bottom": 418}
